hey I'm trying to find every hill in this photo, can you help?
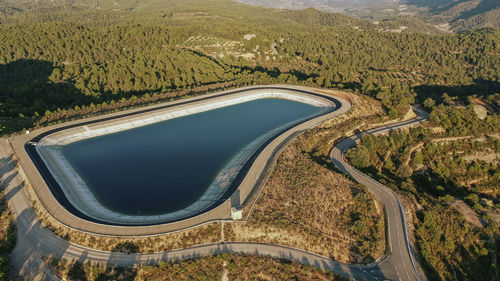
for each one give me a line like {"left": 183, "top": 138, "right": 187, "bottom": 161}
{"left": 0, "top": 0, "right": 499, "bottom": 280}
{"left": 0, "top": 0, "right": 498, "bottom": 135}
{"left": 407, "top": 0, "right": 500, "bottom": 31}
{"left": 238, "top": 0, "right": 500, "bottom": 31}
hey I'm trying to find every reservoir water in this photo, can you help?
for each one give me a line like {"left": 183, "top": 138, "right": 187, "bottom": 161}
{"left": 61, "top": 98, "right": 323, "bottom": 216}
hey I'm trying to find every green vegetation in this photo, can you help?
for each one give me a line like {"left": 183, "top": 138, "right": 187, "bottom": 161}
{"left": 411, "top": 0, "right": 500, "bottom": 32}
{"left": 30, "top": 92, "right": 387, "bottom": 264}
{"left": 38, "top": 213, "right": 221, "bottom": 253}
{"left": 0, "top": 0, "right": 499, "bottom": 279}
{"left": 0, "top": 191, "right": 16, "bottom": 281}
{"left": 241, "top": 0, "right": 500, "bottom": 32}
{"left": 428, "top": 102, "right": 500, "bottom": 136}
{"left": 0, "top": 0, "right": 499, "bottom": 135}
{"left": 347, "top": 100, "right": 500, "bottom": 280}
{"left": 46, "top": 254, "right": 347, "bottom": 280}
{"left": 226, "top": 93, "right": 387, "bottom": 263}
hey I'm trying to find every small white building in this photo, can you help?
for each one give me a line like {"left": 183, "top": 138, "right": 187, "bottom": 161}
{"left": 231, "top": 207, "right": 242, "bottom": 220}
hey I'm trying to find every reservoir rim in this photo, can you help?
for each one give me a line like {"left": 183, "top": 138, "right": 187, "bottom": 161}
{"left": 38, "top": 98, "right": 331, "bottom": 224}
{"left": 30, "top": 89, "right": 337, "bottom": 225}
{"left": 13, "top": 85, "right": 350, "bottom": 235}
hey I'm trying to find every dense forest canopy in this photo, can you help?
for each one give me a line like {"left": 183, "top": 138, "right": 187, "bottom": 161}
{"left": 0, "top": 0, "right": 498, "bottom": 134}
{"left": 0, "top": 1, "right": 499, "bottom": 280}
{"left": 347, "top": 121, "right": 499, "bottom": 280}
{"left": 239, "top": 0, "right": 500, "bottom": 32}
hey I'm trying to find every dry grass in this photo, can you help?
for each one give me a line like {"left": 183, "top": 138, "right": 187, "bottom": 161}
{"left": 26, "top": 91, "right": 388, "bottom": 264}
{"left": 45, "top": 253, "right": 347, "bottom": 281}
{"left": 0, "top": 157, "right": 15, "bottom": 247}
{"left": 0, "top": 196, "right": 12, "bottom": 248}
{"left": 225, "top": 93, "right": 387, "bottom": 263}
{"left": 449, "top": 199, "right": 486, "bottom": 228}
{"left": 226, "top": 131, "right": 385, "bottom": 263}
{"left": 0, "top": 187, "right": 16, "bottom": 281}
{"left": 37, "top": 210, "right": 221, "bottom": 253}
{"left": 224, "top": 254, "right": 348, "bottom": 281}
{"left": 462, "top": 151, "right": 500, "bottom": 164}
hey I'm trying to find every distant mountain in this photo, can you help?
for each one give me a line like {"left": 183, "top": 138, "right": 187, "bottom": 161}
{"left": 1, "top": 0, "right": 498, "bottom": 31}
{"left": 0, "top": 0, "right": 74, "bottom": 16}
{"left": 238, "top": 0, "right": 500, "bottom": 31}
{"left": 235, "top": 0, "right": 403, "bottom": 13}
{"left": 404, "top": 0, "right": 500, "bottom": 31}
{"left": 0, "top": 0, "right": 440, "bottom": 34}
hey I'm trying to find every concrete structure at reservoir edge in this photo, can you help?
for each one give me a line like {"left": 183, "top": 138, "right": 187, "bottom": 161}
{"left": 8, "top": 85, "right": 351, "bottom": 236}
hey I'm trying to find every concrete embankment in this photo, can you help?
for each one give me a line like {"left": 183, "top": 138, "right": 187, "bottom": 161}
{"left": 37, "top": 89, "right": 333, "bottom": 146}
{"left": 10, "top": 85, "right": 351, "bottom": 235}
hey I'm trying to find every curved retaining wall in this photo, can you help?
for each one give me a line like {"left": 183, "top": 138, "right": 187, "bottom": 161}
{"left": 10, "top": 85, "right": 351, "bottom": 236}
{"left": 36, "top": 90, "right": 333, "bottom": 225}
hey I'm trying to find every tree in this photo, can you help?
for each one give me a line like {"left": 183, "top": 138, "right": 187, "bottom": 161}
{"left": 397, "top": 164, "right": 413, "bottom": 178}
{"left": 444, "top": 237, "right": 455, "bottom": 251}
{"left": 413, "top": 151, "right": 424, "bottom": 165}
{"left": 389, "top": 108, "right": 399, "bottom": 120}
{"left": 423, "top": 98, "right": 435, "bottom": 109}
{"left": 346, "top": 146, "right": 371, "bottom": 168}
{"left": 442, "top": 93, "right": 453, "bottom": 105}
{"left": 384, "top": 157, "right": 395, "bottom": 171}
{"left": 465, "top": 194, "right": 479, "bottom": 206}
{"left": 429, "top": 111, "right": 440, "bottom": 126}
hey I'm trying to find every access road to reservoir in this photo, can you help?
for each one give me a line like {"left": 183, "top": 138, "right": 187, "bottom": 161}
{"left": 8, "top": 85, "right": 350, "bottom": 235}
{"left": 330, "top": 108, "right": 428, "bottom": 281}
{"left": 0, "top": 86, "right": 427, "bottom": 280}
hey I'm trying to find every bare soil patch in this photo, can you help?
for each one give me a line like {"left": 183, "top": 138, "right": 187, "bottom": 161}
{"left": 449, "top": 199, "right": 486, "bottom": 228}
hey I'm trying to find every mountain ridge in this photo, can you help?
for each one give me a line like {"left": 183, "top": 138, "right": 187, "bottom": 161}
{"left": 237, "top": 0, "right": 500, "bottom": 32}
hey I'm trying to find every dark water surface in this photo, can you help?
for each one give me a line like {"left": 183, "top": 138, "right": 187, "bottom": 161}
{"left": 61, "top": 98, "right": 322, "bottom": 215}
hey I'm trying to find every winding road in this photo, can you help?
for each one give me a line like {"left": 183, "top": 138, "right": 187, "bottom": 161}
{"left": 330, "top": 108, "right": 428, "bottom": 281}
{"left": 0, "top": 103, "right": 428, "bottom": 280}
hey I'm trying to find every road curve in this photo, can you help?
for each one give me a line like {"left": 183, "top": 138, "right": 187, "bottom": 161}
{"left": 1, "top": 105, "right": 427, "bottom": 281}
{"left": 330, "top": 108, "right": 428, "bottom": 281}
{"left": 1, "top": 138, "right": 386, "bottom": 281}
{"left": 9, "top": 85, "right": 349, "bottom": 235}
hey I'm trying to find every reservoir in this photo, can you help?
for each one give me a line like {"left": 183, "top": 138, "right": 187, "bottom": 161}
{"left": 60, "top": 98, "right": 324, "bottom": 217}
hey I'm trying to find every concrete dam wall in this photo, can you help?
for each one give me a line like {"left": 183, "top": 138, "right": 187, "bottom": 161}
{"left": 12, "top": 85, "right": 351, "bottom": 235}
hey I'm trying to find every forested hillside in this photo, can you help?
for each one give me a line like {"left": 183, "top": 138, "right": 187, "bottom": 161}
{"left": 406, "top": 0, "right": 500, "bottom": 31}
{"left": 239, "top": 0, "right": 500, "bottom": 32}
{"left": 347, "top": 105, "right": 500, "bottom": 280}
{"left": 0, "top": 0, "right": 498, "bottom": 135}
{"left": 0, "top": 0, "right": 499, "bottom": 280}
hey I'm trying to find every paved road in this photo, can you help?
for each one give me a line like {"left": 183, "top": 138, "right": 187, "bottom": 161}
{"left": 330, "top": 109, "right": 428, "bottom": 281}
{"left": 11, "top": 85, "right": 348, "bottom": 235}
{"left": 1, "top": 139, "right": 384, "bottom": 281}
{"left": 0, "top": 108, "right": 427, "bottom": 281}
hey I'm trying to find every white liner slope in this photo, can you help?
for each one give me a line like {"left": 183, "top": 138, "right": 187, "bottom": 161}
{"left": 36, "top": 89, "right": 335, "bottom": 225}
